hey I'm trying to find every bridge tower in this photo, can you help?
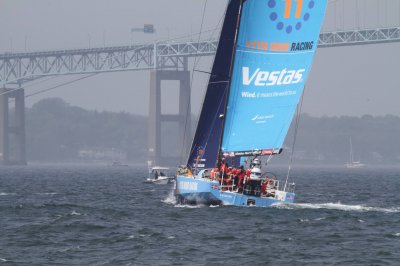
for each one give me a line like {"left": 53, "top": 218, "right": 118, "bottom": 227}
{"left": 0, "top": 86, "right": 26, "bottom": 165}
{"left": 148, "top": 62, "right": 191, "bottom": 168}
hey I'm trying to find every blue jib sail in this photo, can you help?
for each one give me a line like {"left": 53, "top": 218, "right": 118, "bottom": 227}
{"left": 186, "top": 0, "right": 242, "bottom": 170}
{"left": 222, "top": 0, "right": 328, "bottom": 155}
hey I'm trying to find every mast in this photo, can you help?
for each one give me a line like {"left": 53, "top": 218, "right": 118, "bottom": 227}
{"left": 349, "top": 137, "right": 354, "bottom": 163}
{"left": 217, "top": 0, "right": 245, "bottom": 167}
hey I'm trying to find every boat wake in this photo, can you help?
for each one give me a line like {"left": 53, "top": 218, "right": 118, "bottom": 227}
{"left": 161, "top": 189, "right": 176, "bottom": 205}
{"left": 162, "top": 189, "right": 210, "bottom": 208}
{"left": 278, "top": 202, "right": 400, "bottom": 213}
{"left": 163, "top": 191, "right": 399, "bottom": 212}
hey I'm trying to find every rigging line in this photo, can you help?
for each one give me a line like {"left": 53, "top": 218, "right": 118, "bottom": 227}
{"left": 183, "top": 3, "right": 230, "bottom": 168}
{"left": 342, "top": 0, "right": 345, "bottom": 30}
{"left": 267, "top": 154, "right": 273, "bottom": 164}
{"left": 186, "top": 82, "right": 228, "bottom": 168}
{"left": 193, "top": 69, "right": 230, "bottom": 80}
{"left": 217, "top": 0, "right": 245, "bottom": 165}
{"left": 193, "top": 69, "right": 212, "bottom": 75}
{"left": 3, "top": 76, "right": 60, "bottom": 100}
{"left": 334, "top": 1, "right": 337, "bottom": 30}
{"left": 179, "top": 0, "right": 209, "bottom": 165}
{"left": 284, "top": 86, "right": 307, "bottom": 192}
{"left": 385, "top": 0, "right": 388, "bottom": 27}
{"left": 24, "top": 73, "right": 98, "bottom": 98}
{"left": 356, "top": 0, "right": 359, "bottom": 29}
{"left": 159, "top": 27, "right": 222, "bottom": 44}
{"left": 158, "top": 26, "right": 222, "bottom": 46}
{"left": 188, "top": 6, "right": 226, "bottom": 119}
{"left": 0, "top": 86, "right": 22, "bottom": 97}
{"left": 22, "top": 76, "right": 59, "bottom": 88}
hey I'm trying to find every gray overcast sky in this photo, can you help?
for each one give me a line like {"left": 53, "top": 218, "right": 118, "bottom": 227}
{"left": 1, "top": 0, "right": 400, "bottom": 117}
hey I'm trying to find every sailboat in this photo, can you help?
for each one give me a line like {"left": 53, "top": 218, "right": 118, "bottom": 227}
{"left": 176, "top": 0, "right": 328, "bottom": 206}
{"left": 345, "top": 137, "right": 365, "bottom": 169}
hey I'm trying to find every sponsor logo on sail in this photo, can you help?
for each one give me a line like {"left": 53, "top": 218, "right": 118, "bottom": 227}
{"left": 251, "top": 114, "right": 274, "bottom": 121}
{"left": 196, "top": 146, "right": 204, "bottom": 157}
{"left": 251, "top": 114, "right": 274, "bottom": 124}
{"left": 223, "top": 149, "right": 281, "bottom": 157}
{"left": 269, "top": 0, "right": 315, "bottom": 34}
{"left": 242, "top": 67, "right": 304, "bottom": 86}
{"left": 243, "top": 1, "right": 317, "bottom": 52}
{"left": 291, "top": 41, "right": 314, "bottom": 51}
{"left": 245, "top": 41, "right": 314, "bottom": 52}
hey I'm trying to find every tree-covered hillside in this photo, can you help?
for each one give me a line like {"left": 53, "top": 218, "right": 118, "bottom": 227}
{"left": 282, "top": 114, "right": 400, "bottom": 165}
{"left": 25, "top": 98, "right": 400, "bottom": 165}
{"left": 26, "top": 98, "right": 147, "bottom": 162}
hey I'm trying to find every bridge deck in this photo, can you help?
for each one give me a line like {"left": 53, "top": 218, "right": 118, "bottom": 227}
{"left": 1, "top": 27, "right": 399, "bottom": 85}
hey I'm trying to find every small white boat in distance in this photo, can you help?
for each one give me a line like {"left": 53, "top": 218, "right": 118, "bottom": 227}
{"left": 345, "top": 138, "right": 366, "bottom": 169}
{"left": 346, "top": 161, "right": 366, "bottom": 169}
{"left": 145, "top": 167, "right": 174, "bottom": 184}
{"left": 110, "top": 161, "right": 129, "bottom": 167}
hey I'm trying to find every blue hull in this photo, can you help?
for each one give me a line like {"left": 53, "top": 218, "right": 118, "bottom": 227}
{"left": 175, "top": 176, "right": 295, "bottom": 207}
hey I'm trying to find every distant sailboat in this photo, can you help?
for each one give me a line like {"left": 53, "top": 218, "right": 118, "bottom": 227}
{"left": 346, "top": 138, "right": 365, "bottom": 168}
{"left": 175, "top": 0, "right": 328, "bottom": 206}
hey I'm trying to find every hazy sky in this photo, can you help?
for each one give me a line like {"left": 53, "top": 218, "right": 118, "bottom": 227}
{"left": 1, "top": 0, "right": 400, "bottom": 117}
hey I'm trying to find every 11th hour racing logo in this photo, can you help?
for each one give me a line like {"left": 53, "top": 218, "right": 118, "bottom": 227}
{"left": 242, "top": 67, "right": 305, "bottom": 86}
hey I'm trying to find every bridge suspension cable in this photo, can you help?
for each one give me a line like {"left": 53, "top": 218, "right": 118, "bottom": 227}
{"left": 1, "top": 26, "right": 400, "bottom": 86}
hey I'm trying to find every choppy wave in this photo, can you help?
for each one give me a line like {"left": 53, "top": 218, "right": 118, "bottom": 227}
{"left": 283, "top": 202, "right": 400, "bottom": 213}
{"left": 0, "top": 192, "right": 16, "bottom": 196}
{"left": 70, "top": 210, "right": 82, "bottom": 216}
{"left": 2, "top": 166, "right": 400, "bottom": 265}
{"left": 174, "top": 204, "right": 204, "bottom": 208}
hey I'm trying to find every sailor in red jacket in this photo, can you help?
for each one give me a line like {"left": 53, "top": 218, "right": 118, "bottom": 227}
{"left": 237, "top": 166, "right": 245, "bottom": 192}
{"left": 219, "top": 158, "right": 228, "bottom": 178}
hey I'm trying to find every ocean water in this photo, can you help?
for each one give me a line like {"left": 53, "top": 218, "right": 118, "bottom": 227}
{"left": 0, "top": 165, "right": 399, "bottom": 265}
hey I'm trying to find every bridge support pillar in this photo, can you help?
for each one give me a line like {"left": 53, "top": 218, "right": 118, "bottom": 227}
{"left": 0, "top": 87, "right": 26, "bottom": 165}
{"left": 148, "top": 70, "right": 191, "bottom": 168}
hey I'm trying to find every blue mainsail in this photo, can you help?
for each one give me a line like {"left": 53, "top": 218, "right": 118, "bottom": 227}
{"left": 221, "top": 0, "right": 328, "bottom": 155}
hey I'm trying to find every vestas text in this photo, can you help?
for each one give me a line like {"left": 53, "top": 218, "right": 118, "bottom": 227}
{"left": 242, "top": 67, "right": 305, "bottom": 86}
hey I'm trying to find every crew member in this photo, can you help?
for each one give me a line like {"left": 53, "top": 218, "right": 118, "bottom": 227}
{"left": 261, "top": 180, "right": 267, "bottom": 196}
{"left": 219, "top": 158, "right": 228, "bottom": 179}
{"left": 237, "top": 166, "right": 245, "bottom": 192}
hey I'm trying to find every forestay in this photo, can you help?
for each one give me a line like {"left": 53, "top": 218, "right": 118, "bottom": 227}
{"left": 187, "top": 0, "right": 242, "bottom": 170}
